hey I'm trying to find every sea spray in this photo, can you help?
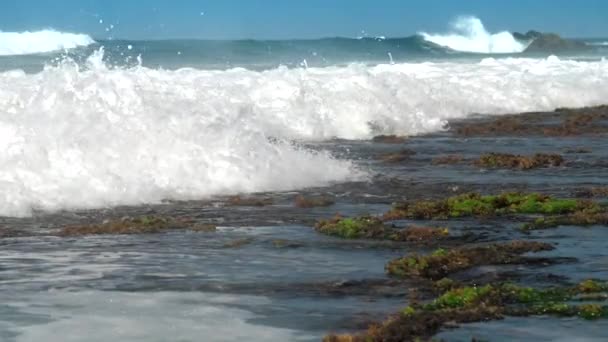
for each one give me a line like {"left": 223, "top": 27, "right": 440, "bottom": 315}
{"left": 420, "top": 16, "right": 527, "bottom": 53}
{"left": 0, "top": 30, "right": 94, "bottom": 56}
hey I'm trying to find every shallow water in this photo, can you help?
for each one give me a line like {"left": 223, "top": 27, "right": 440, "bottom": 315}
{"left": 1, "top": 110, "right": 608, "bottom": 341}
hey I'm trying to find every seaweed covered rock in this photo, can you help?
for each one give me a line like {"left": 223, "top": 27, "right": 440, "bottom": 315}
{"left": 376, "top": 149, "right": 416, "bottom": 163}
{"left": 58, "top": 216, "right": 214, "bottom": 237}
{"left": 453, "top": 105, "right": 608, "bottom": 137}
{"left": 384, "top": 192, "right": 595, "bottom": 220}
{"left": 315, "top": 215, "right": 449, "bottom": 242}
{"left": 227, "top": 196, "right": 273, "bottom": 207}
{"left": 294, "top": 195, "right": 335, "bottom": 208}
{"left": 475, "top": 153, "right": 564, "bottom": 170}
{"left": 575, "top": 187, "right": 608, "bottom": 198}
{"left": 386, "top": 241, "right": 554, "bottom": 280}
{"left": 326, "top": 280, "right": 608, "bottom": 341}
{"left": 371, "top": 135, "right": 408, "bottom": 144}
{"left": 522, "top": 209, "right": 608, "bottom": 231}
{"left": 432, "top": 154, "right": 464, "bottom": 165}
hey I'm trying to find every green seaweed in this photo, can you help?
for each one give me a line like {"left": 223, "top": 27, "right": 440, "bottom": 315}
{"left": 314, "top": 215, "right": 449, "bottom": 242}
{"left": 385, "top": 192, "right": 597, "bottom": 221}
{"left": 325, "top": 280, "right": 608, "bottom": 341}
{"left": 386, "top": 241, "right": 554, "bottom": 280}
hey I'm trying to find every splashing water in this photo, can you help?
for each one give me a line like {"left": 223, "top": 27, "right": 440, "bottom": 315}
{"left": 421, "top": 16, "right": 527, "bottom": 53}
{"left": 0, "top": 30, "right": 94, "bottom": 56}
{"left": 1, "top": 48, "right": 608, "bottom": 217}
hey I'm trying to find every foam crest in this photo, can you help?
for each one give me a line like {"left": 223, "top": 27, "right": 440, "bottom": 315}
{"left": 421, "top": 16, "right": 527, "bottom": 53}
{"left": 2, "top": 51, "right": 608, "bottom": 216}
{"left": 0, "top": 29, "right": 94, "bottom": 56}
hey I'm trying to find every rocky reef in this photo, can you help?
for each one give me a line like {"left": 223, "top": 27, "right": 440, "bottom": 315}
{"left": 514, "top": 30, "right": 590, "bottom": 53}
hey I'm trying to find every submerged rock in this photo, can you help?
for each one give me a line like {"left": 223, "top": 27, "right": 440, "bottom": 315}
{"left": 383, "top": 192, "right": 595, "bottom": 221}
{"left": 371, "top": 135, "right": 408, "bottom": 144}
{"left": 376, "top": 149, "right": 416, "bottom": 163}
{"left": 386, "top": 241, "right": 554, "bottom": 280}
{"left": 227, "top": 196, "right": 273, "bottom": 207}
{"left": 522, "top": 209, "right": 608, "bottom": 231}
{"left": 475, "top": 152, "right": 565, "bottom": 170}
{"left": 432, "top": 154, "right": 464, "bottom": 165}
{"left": 314, "top": 215, "right": 449, "bottom": 243}
{"left": 57, "top": 216, "right": 213, "bottom": 237}
{"left": 294, "top": 195, "right": 335, "bottom": 208}
{"left": 326, "top": 280, "right": 608, "bottom": 341}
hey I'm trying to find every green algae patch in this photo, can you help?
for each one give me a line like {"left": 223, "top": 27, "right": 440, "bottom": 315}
{"left": 384, "top": 192, "right": 596, "bottom": 221}
{"left": 315, "top": 215, "right": 449, "bottom": 243}
{"left": 386, "top": 241, "right": 554, "bottom": 280}
{"left": 325, "top": 280, "right": 608, "bottom": 341}
{"left": 58, "top": 216, "right": 213, "bottom": 237}
{"left": 522, "top": 209, "right": 608, "bottom": 231}
{"left": 475, "top": 152, "right": 564, "bottom": 170}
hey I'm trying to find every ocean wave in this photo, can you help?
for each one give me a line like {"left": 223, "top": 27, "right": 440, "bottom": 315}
{"left": 420, "top": 16, "right": 527, "bottom": 53}
{"left": 1, "top": 50, "right": 608, "bottom": 216}
{"left": 0, "top": 29, "right": 94, "bottom": 56}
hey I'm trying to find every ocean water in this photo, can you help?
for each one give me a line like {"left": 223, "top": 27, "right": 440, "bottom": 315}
{"left": 0, "top": 17, "right": 607, "bottom": 217}
{"left": 1, "top": 16, "right": 608, "bottom": 341}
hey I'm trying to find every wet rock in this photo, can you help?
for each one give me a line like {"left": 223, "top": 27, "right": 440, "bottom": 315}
{"left": 376, "top": 149, "right": 416, "bottom": 163}
{"left": 475, "top": 153, "right": 565, "bottom": 170}
{"left": 574, "top": 187, "right": 608, "bottom": 198}
{"left": 386, "top": 241, "right": 555, "bottom": 280}
{"left": 452, "top": 105, "right": 608, "bottom": 137}
{"left": 565, "top": 147, "right": 592, "bottom": 154}
{"left": 383, "top": 192, "right": 594, "bottom": 220}
{"left": 271, "top": 239, "right": 304, "bottom": 249}
{"left": 327, "top": 280, "right": 608, "bottom": 341}
{"left": 314, "top": 215, "right": 449, "bottom": 243}
{"left": 227, "top": 196, "right": 273, "bottom": 207}
{"left": 371, "top": 135, "right": 408, "bottom": 144}
{"left": 0, "top": 228, "right": 29, "bottom": 238}
{"left": 57, "top": 216, "right": 208, "bottom": 237}
{"left": 294, "top": 195, "right": 335, "bottom": 208}
{"left": 522, "top": 209, "right": 608, "bottom": 231}
{"left": 432, "top": 154, "right": 464, "bottom": 165}
{"left": 513, "top": 30, "right": 543, "bottom": 41}
{"left": 222, "top": 238, "right": 254, "bottom": 248}
{"left": 523, "top": 32, "right": 589, "bottom": 53}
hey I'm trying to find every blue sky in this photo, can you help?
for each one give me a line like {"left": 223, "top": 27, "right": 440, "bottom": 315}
{"left": 0, "top": 0, "right": 606, "bottom": 39}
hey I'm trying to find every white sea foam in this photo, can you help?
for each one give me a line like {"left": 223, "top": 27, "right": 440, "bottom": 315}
{"left": 1, "top": 50, "right": 608, "bottom": 217}
{"left": 0, "top": 29, "right": 94, "bottom": 56}
{"left": 421, "top": 16, "right": 527, "bottom": 53}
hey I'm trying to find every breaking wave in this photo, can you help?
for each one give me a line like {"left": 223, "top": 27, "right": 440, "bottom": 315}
{"left": 0, "top": 29, "right": 94, "bottom": 56}
{"left": 1, "top": 49, "right": 608, "bottom": 216}
{"left": 421, "top": 16, "right": 527, "bottom": 53}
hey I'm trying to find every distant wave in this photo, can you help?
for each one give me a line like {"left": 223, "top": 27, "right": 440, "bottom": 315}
{"left": 420, "top": 16, "right": 527, "bottom": 53}
{"left": 0, "top": 30, "right": 94, "bottom": 56}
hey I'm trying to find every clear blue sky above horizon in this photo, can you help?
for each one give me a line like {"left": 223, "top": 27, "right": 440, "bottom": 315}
{"left": 0, "top": 0, "right": 606, "bottom": 40}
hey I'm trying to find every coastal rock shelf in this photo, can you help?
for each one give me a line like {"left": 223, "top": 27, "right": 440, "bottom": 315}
{"left": 1, "top": 106, "right": 607, "bottom": 341}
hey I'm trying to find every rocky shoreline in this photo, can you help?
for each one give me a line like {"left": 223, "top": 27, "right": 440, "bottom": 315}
{"left": 1, "top": 105, "right": 608, "bottom": 341}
